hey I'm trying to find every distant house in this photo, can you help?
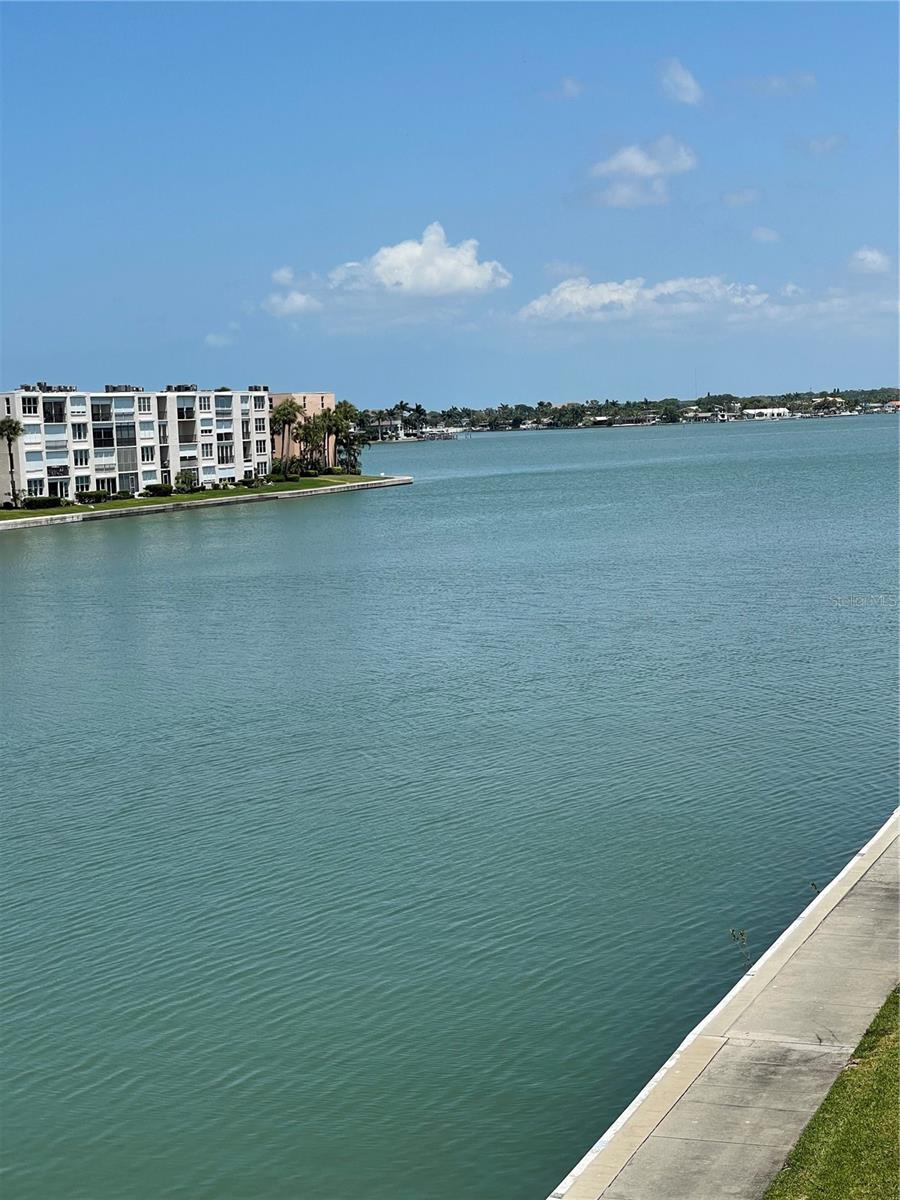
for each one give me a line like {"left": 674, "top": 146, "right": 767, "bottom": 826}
{"left": 682, "top": 407, "right": 716, "bottom": 422}
{"left": 743, "top": 407, "right": 790, "bottom": 420}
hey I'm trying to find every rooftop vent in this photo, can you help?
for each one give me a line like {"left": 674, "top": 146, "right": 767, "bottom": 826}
{"left": 32, "top": 381, "right": 77, "bottom": 393}
{"left": 104, "top": 384, "right": 144, "bottom": 393}
{"left": 166, "top": 383, "right": 198, "bottom": 392}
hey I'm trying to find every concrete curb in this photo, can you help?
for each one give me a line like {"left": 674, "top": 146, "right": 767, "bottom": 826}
{"left": 0, "top": 476, "right": 413, "bottom": 532}
{"left": 548, "top": 809, "right": 899, "bottom": 1200}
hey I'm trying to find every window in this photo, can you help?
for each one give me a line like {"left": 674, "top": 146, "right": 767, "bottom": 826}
{"left": 201, "top": 442, "right": 213, "bottom": 459}
{"left": 255, "top": 439, "right": 267, "bottom": 455}
{"left": 71, "top": 423, "right": 88, "bottom": 441}
{"left": 115, "top": 423, "right": 137, "bottom": 447}
{"left": 158, "top": 421, "right": 168, "bottom": 444}
{"left": 255, "top": 461, "right": 268, "bottom": 477}
{"left": 75, "top": 475, "right": 91, "bottom": 491}
{"left": 22, "top": 397, "right": 39, "bottom": 415}
{"left": 254, "top": 418, "right": 266, "bottom": 432}
{"left": 73, "top": 449, "right": 90, "bottom": 467}
{"left": 43, "top": 400, "right": 66, "bottom": 423}
{"left": 240, "top": 394, "right": 250, "bottom": 402}
{"left": 4, "top": 399, "right": 9, "bottom": 415}
{"left": 139, "top": 421, "right": 155, "bottom": 437}
{"left": 217, "top": 444, "right": 234, "bottom": 465}
{"left": 91, "top": 401, "right": 112, "bottom": 422}
{"left": 92, "top": 426, "right": 114, "bottom": 447}
{"left": 138, "top": 397, "right": 152, "bottom": 414}
{"left": 161, "top": 470, "right": 171, "bottom": 485}
{"left": 27, "top": 478, "right": 45, "bottom": 496}
{"left": 141, "top": 446, "right": 155, "bottom": 463}
{"left": 199, "top": 396, "right": 211, "bottom": 412}
{"left": 254, "top": 397, "right": 266, "bottom": 410}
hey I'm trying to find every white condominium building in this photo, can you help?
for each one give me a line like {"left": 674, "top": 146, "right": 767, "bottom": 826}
{"left": 1, "top": 382, "right": 273, "bottom": 500}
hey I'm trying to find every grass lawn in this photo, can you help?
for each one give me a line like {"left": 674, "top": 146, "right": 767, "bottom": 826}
{"left": 0, "top": 476, "right": 381, "bottom": 520}
{"left": 763, "top": 987, "right": 898, "bottom": 1200}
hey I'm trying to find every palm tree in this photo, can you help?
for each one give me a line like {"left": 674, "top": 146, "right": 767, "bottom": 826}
{"left": 322, "top": 408, "right": 337, "bottom": 469}
{"left": 0, "top": 417, "right": 24, "bottom": 507}
{"left": 333, "top": 401, "right": 367, "bottom": 473}
{"left": 392, "top": 400, "right": 411, "bottom": 437}
{"left": 293, "top": 412, "right": 326, "bottom": 471}
{"left": 271, "top": 398, "right": 301, "bottom": 471}
{"left": 374, "top": 409, "right": 388, "bottom": 441}
{"left": 411, "top": 403, "right": 427, "bottom": 432}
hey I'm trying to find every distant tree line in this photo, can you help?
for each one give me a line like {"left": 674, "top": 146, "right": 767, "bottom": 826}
{"left": 354, "top": 388, "right": 898, "bottom": 434}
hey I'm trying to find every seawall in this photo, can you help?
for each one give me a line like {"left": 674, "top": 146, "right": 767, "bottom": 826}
{"left": 0, "top": 476, "right": 413, "bottom": 533}
{"left": 548, "top": 810, "right": 898, "bottom": 1200}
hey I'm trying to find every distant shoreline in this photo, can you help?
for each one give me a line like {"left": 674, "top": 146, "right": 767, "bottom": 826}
{"left": 370, "top": 411, "right": 899, "bottom": 442}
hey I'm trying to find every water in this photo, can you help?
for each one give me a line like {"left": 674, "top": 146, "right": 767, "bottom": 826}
{"left": 1, "top": 419, "right": 896, "bottom": 1200}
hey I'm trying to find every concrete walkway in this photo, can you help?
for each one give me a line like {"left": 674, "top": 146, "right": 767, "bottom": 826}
{"left": 549, "top": 812, "right": 898, "bottom": 1200}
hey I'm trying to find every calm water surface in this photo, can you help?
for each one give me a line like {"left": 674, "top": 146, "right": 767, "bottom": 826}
{"left": 2, "top": 420, "right": 897, "bottom": 1199}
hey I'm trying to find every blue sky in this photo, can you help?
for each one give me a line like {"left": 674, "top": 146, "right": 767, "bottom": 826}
{"left": 2, "top": 2, "right": 897, "bottom": 406}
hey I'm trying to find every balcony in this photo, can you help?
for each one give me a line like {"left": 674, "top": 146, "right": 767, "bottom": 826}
{"left": 47, "top": 465, "right": 70, "bottom": 478}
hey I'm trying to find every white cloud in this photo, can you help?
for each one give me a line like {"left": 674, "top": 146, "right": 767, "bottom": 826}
{"left": 723, "top": 188, "right": 761, "bottom": 207}
{"left": 204, "top": 332, "right": 232, "bottom": 348}
{"left": 271, "top": 265, "right": 295, "bottom": 286}
{"left": 590, "top": 136, "right": 697, "bottom": 207}
{"left": 849, "top": 246, "right": 891, "bottom": 274}
{"left": 329, "top": 221, "right": 511, "bottom": 296}
{"left": 547, "top": 75, "right": 585, "bottom": 100}
{"left": 744, "top": 72, "right": 816, "bottom": 96}
{"left": 752, "top": 226, "right": 780, "bottom": 244}
{"left": 806, "top": 134, "right": 844, "bottom": 155}
{"left": 519, "top": 272, "right": 898, "bottom": 331}
{"left": 660, "top": 59, "right": 703, "bottom": 105}
{"left": 520, "top": 273, "right": 768, "bottom": 322}
{"left": 262, "top": 290, "right": 323, "bottom": 317}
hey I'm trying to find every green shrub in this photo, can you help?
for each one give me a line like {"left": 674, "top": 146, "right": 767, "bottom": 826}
{"left": 173, "top": 470, "right": 201, "bottom": 494}
{"left": 142, "top": 483, "right": 173, "bottom": 497}
{"left": 300, "top": 468, "right": 318, "bottom": 478}
{"left": 23, "top": 495, "right": 66, "bottom": 509}
{"left": 114, "top": 490, "right": 135, "bottom": 501}
{"left": 75, "top": 490, "right": 110, "bottom": 504}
